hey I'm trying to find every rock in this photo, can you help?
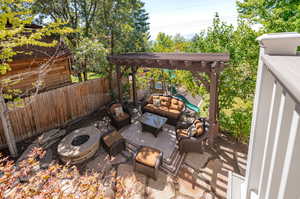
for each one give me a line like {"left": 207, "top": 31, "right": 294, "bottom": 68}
{"left": 36, "top": 129, "right": 66, "bottom": 145}
{"left": 41, "top": 137, "right": 60, "bottom": 149}
{"left": 17, "top": 143, "right": 39, "bottom": 162}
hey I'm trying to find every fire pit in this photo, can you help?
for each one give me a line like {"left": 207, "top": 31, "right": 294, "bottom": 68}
{"left": 57, "top": 126, "right": 101, "bottom": 164}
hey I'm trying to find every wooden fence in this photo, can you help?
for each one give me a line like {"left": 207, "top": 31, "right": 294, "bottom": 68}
{"left": 0, "top": 78, "right": 112, "bottom": 146}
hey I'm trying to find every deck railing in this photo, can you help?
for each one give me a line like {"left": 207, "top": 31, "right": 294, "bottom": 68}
{"left": 227, "top": 33, "right": 300, "bottom": 199}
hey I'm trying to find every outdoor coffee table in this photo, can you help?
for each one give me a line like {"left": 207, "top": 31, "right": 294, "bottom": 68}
{"left": 138, "top": 112, "right": 168, "bottom": 137}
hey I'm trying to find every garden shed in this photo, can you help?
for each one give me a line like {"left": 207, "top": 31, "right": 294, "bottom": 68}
{"left": 0, "top": 24, "right": 72, "bottom": 92}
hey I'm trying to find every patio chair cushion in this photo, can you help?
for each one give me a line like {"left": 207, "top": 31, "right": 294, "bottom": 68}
{"left": 194, "top": 120, "right": 204, "bottom": 137}
{"left": 144, "top": 104, "right": 157, "bottom": 112}
{"left": 135, "top": 147, "right": 161, "bottom": 167}
{"left": 170, "top": 98, "right": 184, "bottom": 111}
{"left": 102, "top": 131, "right": 123, "bottom": 147}
{"left": 159, "top": 96, "right": 171, "bottom": 107}
{"left": 167, "top": 109, "right": 181, "bottom": 119}
{"left": 110, "top": 103, "right": 122, "bottom": 114}
{"left": 150, "top": 95, "right": 160, "bottom": 104}
{"left": 115, "top": 112, "right": 129, "bottom": 121}
{"left": 176, "top": 129, "right": 189, "bottom": 138}
{"left": 158, "top": 106, "right": 169, "bottom": 115}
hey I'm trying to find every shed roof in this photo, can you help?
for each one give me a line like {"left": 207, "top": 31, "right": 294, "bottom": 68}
{"left": 108, "top": 53, "right": 230, "bottom": 72}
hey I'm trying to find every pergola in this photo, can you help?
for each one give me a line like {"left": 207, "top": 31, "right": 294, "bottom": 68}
{"left": 108, "top": 52, "right": 230, "bottom": 142}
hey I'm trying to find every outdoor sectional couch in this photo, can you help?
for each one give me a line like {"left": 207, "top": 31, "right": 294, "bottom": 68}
{"left": 142, "top": 95, "right": 185, "bottom": 125}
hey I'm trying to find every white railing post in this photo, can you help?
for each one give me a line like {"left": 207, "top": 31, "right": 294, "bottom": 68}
{"left": 244, "top": 51, "right": 274, "bottom": 198}
{"left": 244, "top": 32, "right": 300, "bottom": 199}
{"left": 227, "top": 32, "right": 300, "bottom": 199}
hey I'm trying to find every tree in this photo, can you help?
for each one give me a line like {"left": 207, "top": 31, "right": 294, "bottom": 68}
{"left": 33, "top": 0, "right": 99, "bottom": 81}
{"left": 72, "top": 37, "right": 108, "bottom": 76}
{"left": 34, "top": 0, "right": 150, "bottom": 87}
{"left": 0, "top": 0, "right": 73, "bottom": 157}
{"left": 152, "top": 32, "right": 174, "bottom": 52}
{"left": 147, "top": 15, "right": 260, "bottom": 142}
{"left": 237, "top": 0, "right": 300, "bottom": 32}
{"left": 94, "top": 0, "right": 149, "bottom": 95}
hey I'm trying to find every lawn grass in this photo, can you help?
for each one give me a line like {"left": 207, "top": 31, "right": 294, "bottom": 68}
{"left": 71, "top": 73, "right": 105, "bottom": 83}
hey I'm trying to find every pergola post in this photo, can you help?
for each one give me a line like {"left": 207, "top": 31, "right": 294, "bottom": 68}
{"left": 116, "top": 64, "right": 122, "bottom": 103}
{"left": 131, "top": 66, "right": 138, "bottom": 106}
{"left": 208, "top": 63, "right": 220, "bottom": 143}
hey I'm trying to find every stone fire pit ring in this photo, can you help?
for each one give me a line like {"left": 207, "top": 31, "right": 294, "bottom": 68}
{"left": 57, "top": 126, "right": 101, "bottom": 164}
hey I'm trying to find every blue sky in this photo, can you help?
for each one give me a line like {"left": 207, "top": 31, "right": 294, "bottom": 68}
{"left": 142, "top": 0, "right": 238, "bottom": 39}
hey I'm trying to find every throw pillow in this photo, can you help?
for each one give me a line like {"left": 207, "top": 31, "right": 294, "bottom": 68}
{"left": 188, "top": 125, "right": 197, "bottom": 137}
{"left": 153, "top": 98, "right": 161, "bottom": 107}
{"left": 114, "top": 106, "right": 124, "bottom": 117}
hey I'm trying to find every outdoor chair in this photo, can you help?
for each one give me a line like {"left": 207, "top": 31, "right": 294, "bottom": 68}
{"left": 133, "top": 146, "right": 163, "bottom": 180}
{"left": 101, "top": 130, "right": 126, "bottom": 157}
{"left": 106, "top": 102, "right": 131, "bottom": 130}
{"left": 176, "top": 118, "right": 209, "bottom": 154}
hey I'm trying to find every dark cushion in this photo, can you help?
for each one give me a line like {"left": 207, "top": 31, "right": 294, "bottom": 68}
{"left": 115, "top": 112, "right": 130, "bottom": 121}
{"left": 103, "top": 131, "right": 123, "bottom": 147}
{"left": 110, "top": 103, "right": 122, "bottom": 114}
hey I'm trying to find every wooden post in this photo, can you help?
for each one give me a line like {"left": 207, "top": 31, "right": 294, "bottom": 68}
{"left": 131, "top": 66, "right": 138, "bottom": 106}
{"left": 0, "top": 96, "right": 18, "bottom": 157}
{"left": 208, "top": 62, "right": 220, "bottom": 144}
{"left": 116, "top": 65, "right": 122, "bottom": 103}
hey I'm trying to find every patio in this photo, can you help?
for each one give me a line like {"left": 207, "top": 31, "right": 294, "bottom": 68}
{"left": 74, "top": 114, "right": 248, "bottom": 199}
{"left": 43, "top": 104, "right": 246, "bottom": 199}
{"left": 7, "top": 51, "right": 245, "bottom": 198}
{"left": 63, "top": 52, "right": 237, "bottom": 198}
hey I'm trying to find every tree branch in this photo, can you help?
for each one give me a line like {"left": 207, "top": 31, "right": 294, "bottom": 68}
{"left": 193, "top": 73, "right": 210, "bottom": 92}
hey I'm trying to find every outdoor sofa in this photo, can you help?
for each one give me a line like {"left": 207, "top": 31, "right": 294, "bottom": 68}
{"left": 142, "top": 95, "right": 185, "bottom": 125}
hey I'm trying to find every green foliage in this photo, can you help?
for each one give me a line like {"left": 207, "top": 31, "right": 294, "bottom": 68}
{"left": 237, "top": 0, "right": 300, "bottom": 32}
{"left": 34, "top": 0, "right": 149, "bottom": 84}
{"left": 149, "top": 15, "right": 260, "bottom": 142}
{"left": 72, "top": 37, "right": 108, "bottom": 75}
{"left": 0, "top": 0, "right": 73, "bottom": 75}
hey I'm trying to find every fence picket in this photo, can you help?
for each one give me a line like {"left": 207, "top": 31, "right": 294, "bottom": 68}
{"left": 0, "top": 78, "right": 112, "bottom": 146}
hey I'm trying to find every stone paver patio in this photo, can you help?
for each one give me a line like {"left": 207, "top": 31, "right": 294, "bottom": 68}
{"left": 83, "top": 132, "right": 247, "bottom": 199}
